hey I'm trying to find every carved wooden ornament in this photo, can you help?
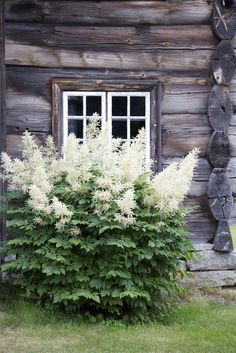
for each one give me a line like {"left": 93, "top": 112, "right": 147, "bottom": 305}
{"left": 212, "top": 0, "right": 236, "bottom": 40}
{"left": 207, "top": 168, "right": 233, "bottom": 220}
{"left": 212, "top": 40, "right": 236, "bottom": 85}
{"left": 208, "top": 85, "right": 232, "bottom": 131}
{"left": 207, "top": 131, "right": 231, "bottom": 168}
{"left": 213, "top": 220, "right": 234, "bottom": 252}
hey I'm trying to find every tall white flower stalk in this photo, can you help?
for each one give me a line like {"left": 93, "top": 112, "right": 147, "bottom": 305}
{"left": 0, "top": 114, "right": 199, "bottom": 227}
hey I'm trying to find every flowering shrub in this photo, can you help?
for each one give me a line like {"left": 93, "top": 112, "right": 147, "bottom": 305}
{"left": 0, "top": 116, "right": 198, "bottom": 322}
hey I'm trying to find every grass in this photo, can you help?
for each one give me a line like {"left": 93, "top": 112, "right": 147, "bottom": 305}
{"left": 0, "top": 282, "right": 236, "bottom": 353}
{"left": 230, "top": 225, "right": 236, "bottom": 247}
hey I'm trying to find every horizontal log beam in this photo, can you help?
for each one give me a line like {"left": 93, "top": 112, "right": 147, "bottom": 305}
{"left": 5, "top": 23, "right": 220, "bottom": 50}
{"left": 5, "top": 43, "right": 213, "bottom": 71}
{"left": 5, "top": 0, "right": 214, "bottom": 25}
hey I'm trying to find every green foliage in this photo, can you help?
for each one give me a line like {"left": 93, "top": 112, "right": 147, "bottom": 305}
{"left": 0, "top": 173, "right": 194, "bottom": 323}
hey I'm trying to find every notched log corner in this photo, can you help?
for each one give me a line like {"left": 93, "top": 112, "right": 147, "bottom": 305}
{"left": 208, "top": 85, "right": 232, "bottom": 131}
{"left": 212, "top": 40, "right": 236, "bottom": 85}
{"left": 213, "top": 219, "right": 234, "bottom": 252}
{"left": 207, "top": 131, "right": 231, "bottom": 168}
{"left": 207, "top": 168, "right": 233, "bottom": 220}
{"left": 212, "top": 0, "right": 236, "bottom": 39}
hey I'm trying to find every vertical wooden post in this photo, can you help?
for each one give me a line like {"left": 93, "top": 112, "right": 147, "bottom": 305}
{"left": 0, "top": 0, "right": 6, "bottom": 262}
{"left": 207, "top": 0, "right": 236, "bottom": 252}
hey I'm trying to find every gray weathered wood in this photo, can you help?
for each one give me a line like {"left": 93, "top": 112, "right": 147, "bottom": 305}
{"left": 208, "top": 85, "right": 232, "bottom": 131}
{"left": 212, "top": 40, "right": 236, "bottom": 85}
{"left": 5, "top": 23, "right": 219, "bottom": 50}
{"left": 207, "top": 168, "right": 233, "bottom": 220}
{"left": 0, "top": 0, "right": 6, "bottom": 261}
{"left": 5, "top": 43, "right": 213, "bottom": 71}
{"left": 212, "top": 0, "right": 236, "bottom": 40}
{"left": 5, "top": 1, "right": 214, "bottom": 25}
{"left": 213, "top": 220, "right": 234, "bottom": 252}
{"left": 207, "top": 131, "right": 231, "bottom": 168}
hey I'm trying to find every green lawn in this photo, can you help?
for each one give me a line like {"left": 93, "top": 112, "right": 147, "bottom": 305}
{"left": 230, "top": 225, "right": 236, "bottom": 247}
{"left": 0, "top": 283, "right": 236, "bottom": 353}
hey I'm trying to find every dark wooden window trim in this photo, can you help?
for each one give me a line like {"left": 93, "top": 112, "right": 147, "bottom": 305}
{"left": 52, "top": 78, "right": 163, "bottom": 172}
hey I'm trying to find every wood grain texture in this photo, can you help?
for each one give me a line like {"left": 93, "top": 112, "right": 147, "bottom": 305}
{"left": 0, "top": 0, "right": 6, "bottom": 259}
{"left": 5, "top": 23, "right": 220, "bottom": 50}
{"left": 5, "top": 43, "right": 213, "bottom": 71}
{"left": 212, "top": 40, "right": 236, "bottom": 85}
{"left": 212, "top": 0, "right": 236, "bottom": 40}
{"left": 208, "top": 85, "right": 232, "bottom": 131}
{"left": 6, "top": 67, "right": 213, "bottom": 115}
{"left": 5, "top": 0, "right": 214, "bottom": 25}
{"left": 213, "top": 220, "right": 234, "bottom": 252}
{"left": 207, "top": 131, "right": 231, "bottom": 168}
{"left": 207, "top": 168, "right": 233, "bottom": 220}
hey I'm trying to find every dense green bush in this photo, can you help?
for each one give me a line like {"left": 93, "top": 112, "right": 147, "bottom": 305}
{"left": 0, "top": 117, "right": 197, "bottom": 322}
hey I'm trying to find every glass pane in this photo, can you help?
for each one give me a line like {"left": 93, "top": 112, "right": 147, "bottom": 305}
{"left": 112, "top": 96, "right": 127, "bottom": 116}
{"left": 86, "top": 96, "right": 102, "bottom": 116}
{"left": 130, "top": 120, "right": 145, "bottom": 139}
{"left": 112, "top": 120, "right": 127, "bottom": 139}
{"left": 68, "top": 119, "right": 83, "bottom": 139}
{"left": 68, "top": 96, "right": 83, "bottom": 116}
{"left": 130, "top": 96, "right": 145, "bottom": 116}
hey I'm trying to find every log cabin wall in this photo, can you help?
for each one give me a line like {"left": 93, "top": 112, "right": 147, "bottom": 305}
{"left": 3, "top": 0, "right": 236, "bottom": 244}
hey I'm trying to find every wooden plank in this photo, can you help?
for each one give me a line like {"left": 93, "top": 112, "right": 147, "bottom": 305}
{"left": 0, "top": 0, "right": 6, "bottom": 259}
{"left": 5, "top": 0, "right": 214, "bottom": 25}
{"left": 6, "top": 67, "right": 213, "bottom": 114}
{"left": 5, "top": 43, "right": 213, "bottom": 71}
{"left": 163, "top": 156, "right": 236, "bottom": 181}
{"left": 6, "top": 110, "right": 51, "bottom": 133}
{"left": 184, "top": 196, "right": 217, "bottom": 243}
{"left": 5, "top": 23, "right": 219, "bottom": 50}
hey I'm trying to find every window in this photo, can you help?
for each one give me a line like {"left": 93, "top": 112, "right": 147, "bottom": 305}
{"left": 63, "top": 91, "right": 150, "bottom": 158}
{"left": 52, "top": 79, "right": 163, "bottom": 172}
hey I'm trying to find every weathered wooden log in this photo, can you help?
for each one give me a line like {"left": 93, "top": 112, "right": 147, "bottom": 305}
{"left": 207, "top": 131, "right": 231, "bottom": 168}
{"left": 5, "top": 23, "right": 219, "bottom": 50}
{"left": 207, "top": 168, "right": 233, "bottom": 220}
{"left": 212, "top": 40, "right": 235, "bottom": 85}
{"left": 212, "top": 0, "right": 236, "bottom": 39}
{"left": 5, "top": 0, "right": 214, "bottom": 25}
{"left": 5, "top": 43, "right": 213, "bottom": 71}
{"left": 208, "top": 85, "right": 232, "bottom": 131}
{"left": 213, "top": 220, "right": 234, "bottom": 252}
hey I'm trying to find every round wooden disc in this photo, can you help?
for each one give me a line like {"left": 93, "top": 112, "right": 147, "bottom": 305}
{"left": 212, "top": 40, "right": 236, "bottom": 85}
{"left": 207, "top": 168, "right": 233, "bottom": 220}
{"left": 208, "top": 85, "right": 232, "bottom": 131}
{"left": 207, "top": 131, "right": 231, "bottom": 168}
{"left": 212, "top": 0, "right": 236, "bottom": 40}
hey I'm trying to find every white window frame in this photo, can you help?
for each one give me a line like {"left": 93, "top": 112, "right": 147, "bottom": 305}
{"left": 63, "top": 91, "right": 106, "bottom": 144}
{"left": 107, "top": 92, "right": 150, "bottom": 161}
{"left": 63, "top": 91, "right": 150, "bottom": 159}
